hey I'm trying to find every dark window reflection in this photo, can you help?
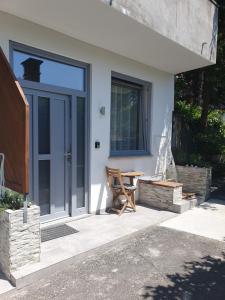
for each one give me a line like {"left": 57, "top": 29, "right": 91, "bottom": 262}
{"left": 38, "top": 97, "right": 50, "bottom": 154}
{"left": 77, "top": 97, "right": 85, "bottom": 208}
{"left": 39, "top": 160, "right": 50, "bottom": 216}
{"left": 13, "top": 50, "right": 85, "bottom": 91}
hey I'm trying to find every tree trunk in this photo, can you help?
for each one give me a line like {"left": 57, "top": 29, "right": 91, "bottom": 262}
{"left": 200, "top": 94, "right": 210, "bottom": 128}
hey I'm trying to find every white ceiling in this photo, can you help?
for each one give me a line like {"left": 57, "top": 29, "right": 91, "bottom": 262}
{"left": 0, "top": 0, "right": 214, "bottom": 74}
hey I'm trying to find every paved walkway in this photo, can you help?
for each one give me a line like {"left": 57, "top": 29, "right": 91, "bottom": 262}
{"left": 10, "top": 205, "right": 175, "bottom": 287}
{"left": 2, "top": 199, "right": 225, "bottom": 298}
{"left": 160, "top": 199, "right": 225, "bottom": 242}
{"left": 3, "top": 226, "right": 225, "bottom": 300}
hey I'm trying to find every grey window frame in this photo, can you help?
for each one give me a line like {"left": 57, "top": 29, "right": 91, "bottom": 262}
{"left": 110, "top": 71, "right": 152, "bottom": 157}
{"left": 9, "top": 41, "right": 88, "bottom": 92}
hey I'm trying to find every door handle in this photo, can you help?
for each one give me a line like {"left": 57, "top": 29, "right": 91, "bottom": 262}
{"left": 64, "top": 152, "right": 72, "bottom": 159}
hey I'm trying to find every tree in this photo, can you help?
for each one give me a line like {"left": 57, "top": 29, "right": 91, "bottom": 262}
{"left": 175, "top": 0, "right": 225, "bottom": 128}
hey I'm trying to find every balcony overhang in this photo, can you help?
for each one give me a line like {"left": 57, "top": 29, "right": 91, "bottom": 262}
{"left": 0, "top": 0, "right": 217, "bottom": 74}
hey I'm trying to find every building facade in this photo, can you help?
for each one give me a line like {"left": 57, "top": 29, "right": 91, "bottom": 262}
{"left": 0, "top": 0, "right": 218, "bottom": 221}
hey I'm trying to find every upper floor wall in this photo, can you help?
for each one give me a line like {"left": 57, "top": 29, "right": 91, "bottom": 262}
{"left": 0, "top": 0, "right": 218, "bottom": 74}
{"left": 102, "top": 0, "right": 218, "bottom": 65}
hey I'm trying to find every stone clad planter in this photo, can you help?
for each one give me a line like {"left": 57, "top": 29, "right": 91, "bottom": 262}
{"left": 139, "top": 180, "right": 183, "bottom": 213}
{"left": 176, "top": 165, "right": 212, "bottom": 202}
{"left": 0, "top": 205, "right": 40, "bottom": 282}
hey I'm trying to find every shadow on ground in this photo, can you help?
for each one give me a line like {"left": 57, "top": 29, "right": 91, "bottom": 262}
{"left": 141, "top": 253, "right": 225, "bottom": 300}
{"left": 199, "top": 202, "right": 218, "bottom": 211}
{"left": 211, "top": 179, "right": 225, "bottom": 201}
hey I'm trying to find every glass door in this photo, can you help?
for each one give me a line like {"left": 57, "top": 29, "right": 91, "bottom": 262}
{"left": 25, "top": 89, "right": 71, "bottom": 221}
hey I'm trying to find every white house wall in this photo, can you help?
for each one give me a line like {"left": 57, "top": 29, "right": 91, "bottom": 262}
{"left": 102, "top": 0, "right": 218, "bottom": 64}
{"left": 0, "top": 12, "right": 174, "bottom": 213}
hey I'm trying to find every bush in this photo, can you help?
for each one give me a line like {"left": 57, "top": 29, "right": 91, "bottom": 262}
{"left": 0, "top": 189, "right": 25, "bottom": 211}
{"left": 175, "top": 101, "right": 225, "bottom": 159}
{"left": 173, "top": 149, "right": 210, "bottom": 168}
{"left": 173, "top": 101, "right": 225, "bottom": 176}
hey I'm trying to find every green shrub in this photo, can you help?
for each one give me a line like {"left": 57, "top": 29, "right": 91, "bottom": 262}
{"left": 174, "top": 101, "right": 225, "bottom": 159}
{"left": 175, "top": 101, "right": 201, "bottom": 122}
{"left": 173, "top": 150, "right": 210, "bottom": 168}
{"left": 0, "top": 189, "right": 25, "bottom": 211}
{"left": 212, "top": 162, "right": 225, "bottom": 178}
{"left": 174, "top": 101, "right": 225, "bottom": 177}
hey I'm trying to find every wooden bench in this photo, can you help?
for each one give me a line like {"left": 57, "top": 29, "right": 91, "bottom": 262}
{"left": 139, "top": 179, "right": 183, "bottom": 212}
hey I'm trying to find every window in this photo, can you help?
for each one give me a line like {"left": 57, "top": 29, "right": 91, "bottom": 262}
{"left": 110, "top": 74, "right": 151, "bottom": 156}
{"left": 12, "top": 50, "right": 85, "bottom": 91}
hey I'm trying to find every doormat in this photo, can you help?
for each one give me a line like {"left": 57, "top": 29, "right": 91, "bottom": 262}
{"left": 41, "top": 224, "right": 78, "bottom": 243}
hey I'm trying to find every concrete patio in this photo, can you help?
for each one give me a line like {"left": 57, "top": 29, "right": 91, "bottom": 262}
{"left": 160, "top": 199, "right": 225, "bottom": 242}
{"left": 2, "top": 198, "right": 225, "bottom": 297}
{"left": 5, "top": 205, "right": 175, "bottom": 290}
{"left": 3, "top": 226, "right": 225, "bottom": 300}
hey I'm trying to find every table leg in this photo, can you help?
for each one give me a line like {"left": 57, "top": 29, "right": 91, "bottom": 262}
{"left": 130, "top": 177, "right": 134, "bottom": 185}
{"left": 130, "top": 176, "right": 136, "bottom": 209}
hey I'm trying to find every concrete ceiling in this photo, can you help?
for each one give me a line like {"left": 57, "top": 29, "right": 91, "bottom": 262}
{"left": 0, "top": 0, "right": 214, "bottom": 74}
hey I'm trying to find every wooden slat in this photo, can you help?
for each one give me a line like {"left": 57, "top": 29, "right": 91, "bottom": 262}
{"left": 0, "top": 47, "right": 29, "bottom": 194}
{"left": 139, "top": 179, "right": 183, "bottom": 189}
{"left": 121, "top": 171, "right": 144, "bottom": 177}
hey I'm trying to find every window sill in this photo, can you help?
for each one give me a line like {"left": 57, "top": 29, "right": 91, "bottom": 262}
{"left": 109, "top": 151, "right": 152, "bottom": 158}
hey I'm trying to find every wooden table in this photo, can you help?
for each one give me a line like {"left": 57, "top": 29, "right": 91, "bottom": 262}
{"left": 121, "top": 171, "right": 144, "bottom": 185}
{"left": 121, "top": 171, "right": 144, "bottom": 207}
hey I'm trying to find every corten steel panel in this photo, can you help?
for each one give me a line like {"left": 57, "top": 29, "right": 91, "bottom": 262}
{"left": 0, "top": 47, "right": 29, "bottom": 194}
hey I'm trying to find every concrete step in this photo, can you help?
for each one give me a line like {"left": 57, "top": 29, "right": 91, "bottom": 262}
{"left": 172, "top": 197, "right": 199, "bottom": 214}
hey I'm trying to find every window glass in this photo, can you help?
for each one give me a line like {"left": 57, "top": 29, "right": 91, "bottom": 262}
{"left": 110, "top": 78, "right": 149, "bottom": 154}
{"left": 13, "top": 50, "right": 85, "bottom": 91}
{"left": 77, "top": 97, "right": 85, "bottom": 208}
{"left": 38, "top": 97, "right": 50, "bottom": 154}
{"left": 39, "top": 160, "right": 50, "bottom": 216}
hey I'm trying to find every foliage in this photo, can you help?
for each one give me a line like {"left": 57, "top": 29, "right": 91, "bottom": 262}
{"left": 173, "top": 149, "right": 210, "bottom": 168}
{"left": 174, "top": 1, "right": 225, "bottom": 175}
{"left": 175, "top": 1, "right": 225, "bottom": 127}
{"left": 174, "top": 101, "right": 225, "bottom": 167}
{"left": 0, "top": 189, "right": 25, "bottom": 212}
{"left": 175, "top": 101, "right": 201, "bottom": 121}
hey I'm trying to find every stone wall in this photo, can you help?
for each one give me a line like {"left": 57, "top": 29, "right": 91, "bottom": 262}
{"left": 176, "top": 166, "right": 212, "bottom": 202}
{"left": 139, "top": 181, "right": 183, "bottom": 212}
{"left": 0, "top": 205, "right": 40, "bottom": 281}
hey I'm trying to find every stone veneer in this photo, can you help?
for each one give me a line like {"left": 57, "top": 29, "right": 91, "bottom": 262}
{"left": 176, "top": 165, "right": 212, "bottom": 202}
{"left": 0, "top": 205, "right": 40, "bottom": 281}
{"left": 139, "top": 180, "right": 183, "bottom": 212}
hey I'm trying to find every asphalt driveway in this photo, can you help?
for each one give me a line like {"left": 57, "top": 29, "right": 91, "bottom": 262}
{"left": 3, "top": 226, "right": 225, "bottom": 300}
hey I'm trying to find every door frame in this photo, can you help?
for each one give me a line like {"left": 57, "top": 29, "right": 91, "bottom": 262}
{"left": 9, "top": 41, "right": 91, "bottom": 219}
{"left": 25, "top": 88, "right": 71, "bottom": 222}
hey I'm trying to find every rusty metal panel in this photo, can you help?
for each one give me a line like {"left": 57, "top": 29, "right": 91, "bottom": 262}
{"left": 0, "top": 47, "right": 29, "bottom": 194}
